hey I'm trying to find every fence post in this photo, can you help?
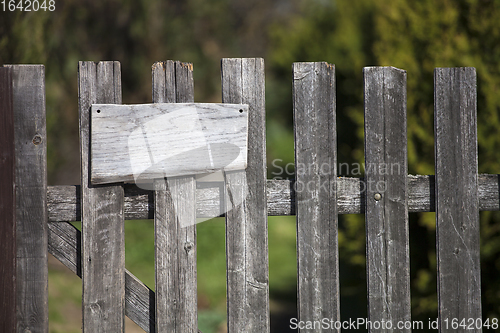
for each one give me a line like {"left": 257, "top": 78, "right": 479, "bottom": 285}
{"left": 364, "top": 67, "right": 410, "bottom": 332}
{"left": 293, "top": 62, "right": 339, "bottom": 332}
{"left": 0, "top": 67, "right": 16, "bottom": 333}
{"left": 5, "top": 64, "right": 49, "bottom": 333}
{"left": 152, "top": 60, "right": 198, "bottom": 332}
{"left": 222, "top": 58, "right": 270, "bottom": 333}
{"left": 434, "top": 68, "right": 481, "bottom": 333}
{"left": 78, "top": 61, "right": 125, "bottom": 332}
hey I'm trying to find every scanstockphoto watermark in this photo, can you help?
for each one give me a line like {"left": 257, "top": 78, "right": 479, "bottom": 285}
{"left": 289, "top": 317, "right": 424, "bottom": 331}
{"left": 290, "top": 317, "right": 499, "bottom": 330}
{"left": 271, "top": 158, "right": 403, "bottom": 194}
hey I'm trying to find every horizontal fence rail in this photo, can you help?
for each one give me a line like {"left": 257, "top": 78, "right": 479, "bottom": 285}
{"left": 46, "top": 174, "right": 500, "bottom": 222}
{"left": 1, "top": 59, "right": 496, "bottom": 333}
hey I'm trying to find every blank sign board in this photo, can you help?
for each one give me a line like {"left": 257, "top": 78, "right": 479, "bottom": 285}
{"left": 91, "top": 103, "right": 249, "bottom": 184}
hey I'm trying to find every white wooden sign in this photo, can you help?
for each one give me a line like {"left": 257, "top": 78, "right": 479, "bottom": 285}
{"left": 90, "top": 103, "right": 249, "bottom": 184}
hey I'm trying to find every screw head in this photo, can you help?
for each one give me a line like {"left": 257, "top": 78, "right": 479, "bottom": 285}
{"left": 374, "top": 193, "right": 382, "bottom": 201}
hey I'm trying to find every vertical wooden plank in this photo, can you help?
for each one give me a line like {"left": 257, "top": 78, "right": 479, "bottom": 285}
{"left": 78, "top": 61, "right": 125, "bottom": 332}
{"left": 221, "top": 58, "right": 270, "bottom": 333}
{"left": 434, "top": 68, "right": 481, "bottom": 333}
{"left": 293, "top": 62, "right": 338, "bottom": 332}
{"left": 0, "top": 67, "right": 17, "bottom": 333}
{"left": 152, "top": 61, "right": 197, "bottom": 332}
{"left": 152, "top": 60, "right": 175, "bottom": 105}
{"left": 4, "top": 65, "right": 49, "bottom": 333}
{"left": 364, "top": 67, "right": 410, "bottom": 332}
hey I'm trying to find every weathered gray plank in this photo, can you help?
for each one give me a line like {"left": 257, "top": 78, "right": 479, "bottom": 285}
{"left": 48, "top": 222, "right": 82, "bottom": 277}
{"left": 364, "top": 67, "right": 410, "bottom": 332}
{"left": 266, "top": 179, "right": 295, "bottom": 216}
{"left": 0, "top": 66, "right": 16, "bottom": 333}
{"left": 222, "top": 58, "right": 270, "bottom": 333}
{"left": 78, "top": 61, "right": 125, "bottom": 332}
{"left": 434, "top": 67, "right": 481, "bottom": 332}
{"left": 152, "top": 60, "right": 198, "bottom": 332}
{"left": 47, "top": 222, "right": 156, "bottom": 332}
{"left": 5, "top": 65, "right": 49, "bottom": 333}
{"left": 46, "top": 174, "right": 500, "bottom": 222}
{"left": 126, "top": 271, "right": 156, "bottom": 333}
{"left": 47, "top": 185, "right": 82, "bottom": 222}
{"left": 293, "top": 62, "right": 339, "bottom": 332}
{"left": 90, "top": 103, "right": 249, "bottom": 184}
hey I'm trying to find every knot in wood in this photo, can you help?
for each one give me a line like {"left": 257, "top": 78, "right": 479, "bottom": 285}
{"left": 32, "top": 134, "right": 42, "bottom": 145}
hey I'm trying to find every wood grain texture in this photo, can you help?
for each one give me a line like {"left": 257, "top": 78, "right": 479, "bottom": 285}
{"left": 222, "top": 58, "right": 270, "bottom": 333}
{"left": 78, "top": 61, "right": 125, "bottom": 332}
{"left": 0, "top": 67, "right": 16, "bottom": 333}
{"left": 5, "top": 65, "right": 49, "bottom": 333}
{"left": 47, "top": 222, "right": 156, "bottom": 332}
{"left": 152, "top": 60, "right": 198, "bottom": 332}
{"left": 91, "top": 103, "right": 248, "bottom": 184}
{"left": 293, "top": 62, "right": 339, "bottom": 332}
{"left": 434, "top": 68, "right": 481, "bottom": 332}
{"left": 46, "top": 174, "right": 500, "bottom": 222}
{"left": 364, "top": 67, "right": 410, "bottom": 332}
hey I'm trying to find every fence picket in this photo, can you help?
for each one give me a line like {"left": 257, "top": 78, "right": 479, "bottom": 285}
{"left": 293, "top": 62, "right": 339, "bottom": 332}
{"left": 293, "top": 62, "right": 340, "bottom": 332}
{"left": 152, "top": 61, "right": 198, "bottom": 332}
{"left": 222, "top": 58, "right": 270, "bottom": 333}
{"left": 0, "top": 67, "right": 16, "bottom": 333}
{"left": 434, "top": 68, "right": 481, "bottom": 333}
{"left": 364, "top": 67, "right": 410, "bottom": 332}
{"left": 4, "top": 65, "right": 49, "bottom": 333}
{"left": 78, "top": 61, "right": 125, "bottom": 332}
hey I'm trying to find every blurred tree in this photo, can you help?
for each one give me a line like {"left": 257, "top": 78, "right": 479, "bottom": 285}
{"left": 268, "top": 0, "right": 500, "bottom": 324}
{"left": 0, "top": 0, "right": 297, "bottom": 184}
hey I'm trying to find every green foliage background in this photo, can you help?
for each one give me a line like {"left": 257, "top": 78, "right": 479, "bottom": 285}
{"left": 2, "top": 0, "right": 500, "bottom": 331}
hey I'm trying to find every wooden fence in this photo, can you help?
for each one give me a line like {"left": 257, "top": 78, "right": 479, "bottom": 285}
{"left": 0, "top": 59, "right": 496, "bottom": 333}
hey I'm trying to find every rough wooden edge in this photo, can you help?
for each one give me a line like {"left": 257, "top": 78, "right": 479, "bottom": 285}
{"left": 0, "top": 66, "right": 16, "bottom": 333}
